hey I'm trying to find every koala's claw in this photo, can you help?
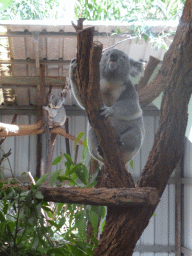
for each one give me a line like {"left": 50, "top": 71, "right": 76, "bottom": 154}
{"left": 70, "top": 58, "right": 77, "bottom": 68}
{"left": 100, "top": 105, "right": 113, "bottom": 118}
{"left": 97, "top": 145, "right": 104, "bottom": 158}
{"left": 69, "top": 58, "right": 77, "bottom": 81}
{"left": 71, "top": 58, "right": 76, "bottom": 63}
{"left": 43, "top": 106, "right": 49, "bottom": 111}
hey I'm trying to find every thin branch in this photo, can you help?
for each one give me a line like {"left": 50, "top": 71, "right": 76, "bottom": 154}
{"left": 65, "top": 118, "right": 71, "bottom": 156}
{"left": 74, "top": 144, "right": 79, "bottom": 164}
{"left": 0, "top": 122, "right": 83, "bottom": 145}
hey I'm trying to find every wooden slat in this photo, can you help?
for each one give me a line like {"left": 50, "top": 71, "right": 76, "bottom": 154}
{"left": 0, "top": 76, "right": 66, "bottom": 87}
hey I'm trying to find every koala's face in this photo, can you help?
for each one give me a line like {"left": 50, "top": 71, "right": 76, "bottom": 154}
{"left": 48, "top": 94, "right": 57, "bottom": 108}
{"left": 100, "top": 49, "right": 130, "bottom": 81}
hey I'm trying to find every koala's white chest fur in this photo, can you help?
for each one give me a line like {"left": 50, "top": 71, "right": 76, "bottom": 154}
{"left": 100, "top": 79, "right": 126, "bottom": 106}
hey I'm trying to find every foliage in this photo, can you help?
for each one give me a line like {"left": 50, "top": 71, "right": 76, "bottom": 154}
{"left": 75, "top": 0, "right": 185, "bottom": 21}
{"left": 0, "top": 135, "right": 105, "bottom": 255}
{"left": 74, "top": 0, "right": 184, "bottom": 50}
{"left": 75, "top": 0, "right": 122, "bottom": 21}
{"left": 0, "top": 0, "right": 59, "bottom": 20}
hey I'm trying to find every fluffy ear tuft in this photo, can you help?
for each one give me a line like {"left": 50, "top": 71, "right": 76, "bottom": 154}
{"left": 129, "top": 58, "right": 143, "bottom": 77}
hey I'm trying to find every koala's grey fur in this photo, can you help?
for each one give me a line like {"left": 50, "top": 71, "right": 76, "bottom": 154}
{"left": 43, "top": 94, "right": 66, "bottom": 126}
{"left": 70, "top": 49, "right": 145, "bottom": 164}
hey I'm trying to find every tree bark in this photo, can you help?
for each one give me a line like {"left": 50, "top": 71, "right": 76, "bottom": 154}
{"left": 93, "top": 1, "right": 192, "bottom": 255}
{"left": 0, "top": 122, "right": 83, "bottom": 145}
{"left": 1, "top": 185, "right": 159, "bottom": 206}
{"left": 71, "top": 1, "right": 192, "bottom": 254}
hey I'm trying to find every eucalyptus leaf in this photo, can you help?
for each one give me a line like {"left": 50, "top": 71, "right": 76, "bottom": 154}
{"left": 35, "top": 172, "right": 50, "bottom": 189}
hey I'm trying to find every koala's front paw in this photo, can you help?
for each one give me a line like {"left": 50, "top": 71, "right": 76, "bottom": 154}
{"left": 69, "top": 58, "right": 77, "bottom": 81}
{"left": 100, "top": 105, "right": 114, "bottom": 118}
{"left": 43, "top": 106, "right": 49, "bottom": 111}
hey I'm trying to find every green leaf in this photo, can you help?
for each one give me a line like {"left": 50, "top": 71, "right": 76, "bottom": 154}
{"left": 75, "top": 211, "right": 87, "bottom": 238}
{"left": 129, "top": 159, "right": 134, "bottom": 170}
{"left": 47, "top": 247, "right": 68, "bottom": 255}
{"left": 28, "top": 217, "right": 35, "bottom": 225}
{"left": 0, "top": 0, "right": 13, "bottom": 12}
{"left": 74, "top": 132, "right": 85, "bottom": 149}
{"left": 89, "top": 210, "right": 98, "bottom": 237}
{"left": 35, "top": 172, "right": 50, "bottom": 189}
{"left": 90, "top": 236, "right": 99, "bottom": 245}
{"left": 88, "top": 180, "right": 97, "bottom": 188}
{"left": 32, "top": 237, "right": 39, "bottom": 250}
{"left": 35, "top": 191, "right": 44, "bottom": 200}
{"left": 58, "top": 216, "right": 66, "bottom": 229}
{"left": 52, "top": 155, "right": 62, "bottom": 165}
{"left": 0, "top": 182, "right": 3, "bottom": 190}
{"left": 0, "top": 222, "right": 6, "bottom": 237}
{"left": 50, "top": 170, "right": 62, "bottom": 187}
{"left": 82, "top": 138, "right": 89, "bottom": 163}
{"left": 144, "top": 34, "right": 149, "bottom": 42}
{"left": 0, "top": 211, "right": 5, "bottom": 222}
{"left": 75, "top": 164, "right": 89, "bottom": 185}
{"left": 71, "top": 245, "right": 86, "bottom": 256}
{"left": 100, "top": 219, "right": 106, "bottom": 233}
{"left": 89, "top": 168, "right": 99, "bottom": 184}
{"left": 47, "top": 220, "right": 58, "bottom": 228}
{"left": 64, "top": 153, "right": 74, "bottom": 165}
{"left": 57, "top": 203, "right": 64, "bottom": 214}
{"left": 8, "top": 221, "right": 15, "bottom": 233}
{"left": 66, "top": 164, "right": 77, "bottom": 176}
{"left": 3, "top": 202, "right": 8, "bottom": 214}
{"left": 100, "top": 206, "right": 106, "bottom": 219}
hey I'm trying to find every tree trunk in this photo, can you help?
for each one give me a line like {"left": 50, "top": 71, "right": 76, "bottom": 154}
{"left": 93, "top": 1, "right": 192, "bottom": 255}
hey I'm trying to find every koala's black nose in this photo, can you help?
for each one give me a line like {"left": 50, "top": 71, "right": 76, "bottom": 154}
{"left": 110, "top": 52, "right": 118, "bottom": 62}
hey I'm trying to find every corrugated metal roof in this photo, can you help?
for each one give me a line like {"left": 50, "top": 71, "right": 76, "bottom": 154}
{"left": 0, "top": 22, "right": 175, "bottom": 106}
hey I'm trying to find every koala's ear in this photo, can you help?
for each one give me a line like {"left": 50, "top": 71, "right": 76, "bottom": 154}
{"left": 129, "top": 58, "right": 143, "bottom": 77}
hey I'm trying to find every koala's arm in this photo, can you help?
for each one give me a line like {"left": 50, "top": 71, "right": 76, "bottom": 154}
{"left": 101, "top": 84, "right": 142, "bottom": 121}
{"left": 69, "top": 58, "right": 85, "bottom": 110}
{"left": 43, "top": 106, "right": 58, "bottom": 118}
{"left": 52, "top": 107, "right": 66, "bottom": 126}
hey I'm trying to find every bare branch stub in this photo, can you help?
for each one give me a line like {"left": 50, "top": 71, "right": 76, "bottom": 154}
{"left": 136, "top": 56, "right": 160, "bottom": 91}
{"left": 72, "top": 18, "right": 86, "bottom": 32}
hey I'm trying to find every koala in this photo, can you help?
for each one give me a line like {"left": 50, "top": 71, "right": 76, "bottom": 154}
{"left": 43, "top": 94, "right": 66, "bottom": 126}
{"left": 70, "top": 49, "right": 145, "bottom": 165}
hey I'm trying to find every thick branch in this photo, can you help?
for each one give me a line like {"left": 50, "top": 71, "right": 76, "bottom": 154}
{"left": 76, "top": 29, "right": 134, "bottom": 188}
{"left": 136, "top": 56, "right": 160, "bottom": 91}
{"left": 1, "top": 185, "right": 159, "bottom": 206}
{"left": 137, "top": 19, "right": 192, "bottom": 196}
{"left": 94, "top": 1, "right": 192, "bottom": 254}
{"left": 137, "top": 36, "right": 189, "bottom": 108}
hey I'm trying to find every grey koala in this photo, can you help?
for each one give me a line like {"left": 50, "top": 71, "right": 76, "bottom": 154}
{"left": 70, "top": 49, "right": 145, "bottom": 164}
{"left": 43, "top": 94, "right": 66, "bottom": 126}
